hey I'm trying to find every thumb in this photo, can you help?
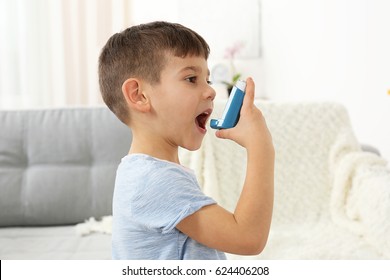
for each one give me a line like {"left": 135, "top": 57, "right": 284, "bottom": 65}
{"left": 242, "top": 77, "right": 255, "bottom": 111}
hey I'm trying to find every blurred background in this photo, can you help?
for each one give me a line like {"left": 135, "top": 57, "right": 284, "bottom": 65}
{"left": 0, "top": 0, "right": 389, "bottom": 162}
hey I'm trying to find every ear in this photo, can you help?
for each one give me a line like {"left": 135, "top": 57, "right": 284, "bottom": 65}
{"left": 122, "top": 78, "right": 150, "bottom": 113}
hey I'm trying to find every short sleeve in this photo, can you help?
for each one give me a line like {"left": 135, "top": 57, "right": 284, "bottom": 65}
{"left": 129, "top": 164, "right": 216, "bottom": 234}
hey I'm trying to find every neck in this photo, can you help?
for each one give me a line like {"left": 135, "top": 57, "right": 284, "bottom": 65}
{"left": 129, "top": 131, "right": 180, "bottom": 164}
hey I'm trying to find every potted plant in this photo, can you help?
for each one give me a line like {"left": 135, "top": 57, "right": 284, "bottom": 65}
{"left": 223, "top": 41, "right": 244, "bottom": 96}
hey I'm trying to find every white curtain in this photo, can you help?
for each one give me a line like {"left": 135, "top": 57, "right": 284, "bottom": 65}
{"left": 0, "top": 0, "right": 132, "bottom": 109}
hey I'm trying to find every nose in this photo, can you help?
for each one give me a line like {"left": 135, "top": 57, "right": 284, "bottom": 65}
{"left": 204, "top": 84, "right": 216, "bottom": 101}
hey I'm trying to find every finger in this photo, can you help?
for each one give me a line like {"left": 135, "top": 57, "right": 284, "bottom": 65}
{"left": 215, "top": 129, "right": 232, "bottom": 140}
{"left": 242, "top": 77, "right": 255, "bottom": 111}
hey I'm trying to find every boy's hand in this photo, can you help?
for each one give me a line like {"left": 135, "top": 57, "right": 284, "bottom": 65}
{"left": 215, "top": 77, "right": 273, "bottom": 152}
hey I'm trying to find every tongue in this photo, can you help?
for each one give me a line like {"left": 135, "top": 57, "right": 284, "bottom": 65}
{"left": 196, "top": 114, "right": 206, "bottom": 129}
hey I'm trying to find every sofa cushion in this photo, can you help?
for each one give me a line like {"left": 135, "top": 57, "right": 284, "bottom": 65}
{"left": 0, "top": 107, "right": 131, "bottom": 226}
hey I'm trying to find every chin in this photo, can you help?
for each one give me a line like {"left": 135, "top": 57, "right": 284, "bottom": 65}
{"left": 184, "top": 144, "right": 201, "bottom": 152}
{"left": 183, "top": 140, "right": 203, "bottom": 151}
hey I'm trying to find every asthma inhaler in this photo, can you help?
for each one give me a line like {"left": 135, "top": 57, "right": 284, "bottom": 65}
{"left": 210, "top": 80, "right": 246, "bottom": 129}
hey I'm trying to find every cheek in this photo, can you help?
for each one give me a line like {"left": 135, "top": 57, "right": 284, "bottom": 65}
{"left": 154, "top": 88, "right": 198, "bottom": 124}
{"left": 172, "top": 96, "right": 197, "bottom": 117}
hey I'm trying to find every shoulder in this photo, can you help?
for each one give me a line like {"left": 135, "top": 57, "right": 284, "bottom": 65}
{"left": 120, "top": 154, "right": 193, "bottom": 173}
{"left": 117, "top": 154, "right": 198, "bottom": 190}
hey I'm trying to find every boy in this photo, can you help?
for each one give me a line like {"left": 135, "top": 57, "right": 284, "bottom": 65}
{"left": 98, "top": 21, "right": 274, "bottom": 260}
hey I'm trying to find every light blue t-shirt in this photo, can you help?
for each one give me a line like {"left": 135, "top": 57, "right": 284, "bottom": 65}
{"left": 112, "top": 154, "right": 226, "bottom": 260}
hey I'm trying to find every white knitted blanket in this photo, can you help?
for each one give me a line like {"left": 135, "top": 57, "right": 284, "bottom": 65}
{"left": 78, "top": 101, "right": 390, "bottom": 259}
{"left": 181, "top": 101, "right": 390, "bottom": 259}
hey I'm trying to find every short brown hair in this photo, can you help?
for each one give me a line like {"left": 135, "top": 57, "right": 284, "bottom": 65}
{"left": 98, "top": 21, "right": 210, "bottom": 124}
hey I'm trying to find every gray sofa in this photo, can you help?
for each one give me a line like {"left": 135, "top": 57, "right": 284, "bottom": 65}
{"left": 0, "top": 107, "right": 131, "bottom": 259}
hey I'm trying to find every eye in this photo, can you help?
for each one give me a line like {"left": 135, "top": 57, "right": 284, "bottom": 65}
{"left": 185, "top": 76, "right": 197, "bottom": 83}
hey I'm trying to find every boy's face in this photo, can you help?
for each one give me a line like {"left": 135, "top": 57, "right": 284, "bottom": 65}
{"left": 146, "top": 53, "right": 216, "bottom": 151}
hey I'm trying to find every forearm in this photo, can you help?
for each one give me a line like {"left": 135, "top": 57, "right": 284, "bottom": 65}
{"left": 233, "top": 144, "right": 275, "bottom": 252}
{"left": 175, "top": 144, "right": 275, "bottom": 255}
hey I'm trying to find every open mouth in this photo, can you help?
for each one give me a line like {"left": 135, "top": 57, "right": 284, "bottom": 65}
{"left": 195, "top": 109, "right": 212, "bottom": 131}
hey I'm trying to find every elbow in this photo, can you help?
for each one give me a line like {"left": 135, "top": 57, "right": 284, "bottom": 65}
{"left": 238, "top": 235, "right": 268, "bottom": 255}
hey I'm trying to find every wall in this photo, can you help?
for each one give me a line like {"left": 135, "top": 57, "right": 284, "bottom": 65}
{"left": 261, "top": 0, "right": 390, "bottom": 163}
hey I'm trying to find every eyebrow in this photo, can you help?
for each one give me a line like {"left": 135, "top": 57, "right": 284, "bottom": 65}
{"left": 180, "top": 66, "right": 210, "bottom": 76}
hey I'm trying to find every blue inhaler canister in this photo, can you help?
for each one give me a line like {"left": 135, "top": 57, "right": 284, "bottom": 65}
{"left": 210, "top": 80, "right": 246, "bottom": 129}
